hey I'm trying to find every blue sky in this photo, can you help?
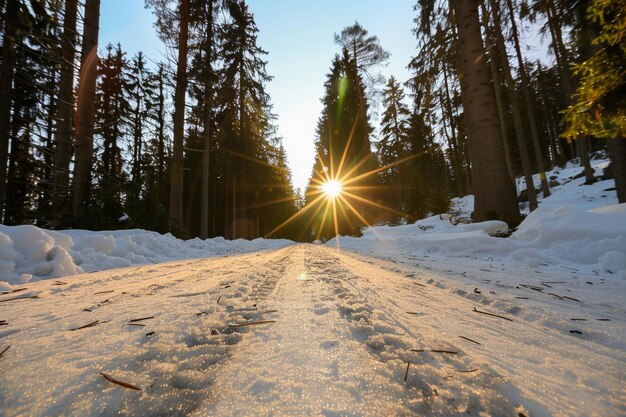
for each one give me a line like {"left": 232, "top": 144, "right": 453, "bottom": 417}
{"left": 99, "top": 1, "right": 420, "bottom": 192}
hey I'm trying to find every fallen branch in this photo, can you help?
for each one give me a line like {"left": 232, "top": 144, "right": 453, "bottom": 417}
{"left": 0, "top": 345, "right": 10, "bottom": 359}
{"left": 129, "top": 316, "right": 154, "bottom": 323}
{"left": 413, "top": 282, "right": 427, "bottom": 288}
{"left": 53, "top": 281, "right": 67, "bottom": 285}
{"left": 94, "top": 290, "right": 114, "bottom": 295}
{"left": 145, "top": 331, "right": 155, "bottom": 336}
{"left": 472, "top": 307, "right": 513, "bottom": 322}
{"left": 597, "top": 318, "right": 610, "bottom": 322}
{"left": 100, "top": 373, "right": 141, "bottom": 391}
{"left": 70, "top": 320, "right": 100, "bottom": 331}
{"left": 458, "top": 336, "right": 481, "bottom": 345}
{"left": 0, "top": 295, "right": 40, "bottom": 303}
{"left": 570, "top": 318, "right": 587, "bottom": 321}
{"left": 127, "top": 323, "right": 146, "bottom": 327}
{"left": 455, "top": 368, "right": 478, "bottom": 373}
{"left": 404, "top": 361, "right": 411, "bottom": 383}
{"left": 228, "top": 320, "right": 276, "bottom": 328}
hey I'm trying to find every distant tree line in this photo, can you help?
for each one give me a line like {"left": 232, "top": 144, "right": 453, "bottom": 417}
{"left": 0, "top": 0, "right": 623, "bottom": 242}
{"left": 0, "top": 0, "right": 297, "bottom": 239}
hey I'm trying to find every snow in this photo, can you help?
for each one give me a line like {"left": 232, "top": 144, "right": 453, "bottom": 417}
{"left": 0, "top": 226, "right": 291, "bottom": 285}
{"left": 0, "top": 157, "right": 625, "bottom": 417}
{"left": 332, "top": 156, "right": 626, "bottom": 278}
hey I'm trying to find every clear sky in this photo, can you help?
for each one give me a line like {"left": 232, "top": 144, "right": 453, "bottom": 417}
{"left": 99, "top": 1, "right": 420, "bottom": 192}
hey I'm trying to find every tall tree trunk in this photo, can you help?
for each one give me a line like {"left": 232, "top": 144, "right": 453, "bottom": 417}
{"left": 608, "top": 136, "right": 626, "bottom": 203}
{"left": 442, "top": 60, "right": 464, "bottom": 196}
{"left": 451, "top": 0, "right": 520, "bottom": 226}
{"left": 504, "top": 0, "right": 551, "bottom": 197}
{"left": 201, "top": 0, "right": 214, "bottom": 239}
{"left": 156, "top": 64, "right": 165, "bottom": 216}
{"left": 72, "top": 0, "right": 100, "bottom": 225}
{"left": 0, "top": 0, "right": 18, "bottom": 222}
{"left": 480, "top": 4, "right": 515, "bottom": 185}
{"left": 546, "top": 0, "right": 594, "bottom": 183}
{"left": 169, "top": 0, "right": 190, "bottom": 235}
{"left": 488, "top": 0, "right": 538, "bottom": 211}
{"left": 51, "top": 0, "right": 78, "bottom": 226}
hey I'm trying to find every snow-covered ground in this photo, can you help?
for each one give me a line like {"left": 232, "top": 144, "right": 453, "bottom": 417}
{"left": 0, "top": 157, "right": 625, "bottom": 416}
{"left": 0, "top": 226, "right": 291, "bottom": 286}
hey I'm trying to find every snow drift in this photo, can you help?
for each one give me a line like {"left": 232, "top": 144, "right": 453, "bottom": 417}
{"left": 332, "top": 203, "right": 626, "bottom": 278}
{"left": 0, "top": 226, "right": 291, "bottom": 285}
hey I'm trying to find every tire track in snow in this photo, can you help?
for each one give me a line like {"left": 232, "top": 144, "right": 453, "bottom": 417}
{"left": 308, "top": 246, "right": 526, "bottom": 416}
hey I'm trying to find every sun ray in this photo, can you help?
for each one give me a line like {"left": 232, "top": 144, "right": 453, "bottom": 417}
{"left": 264, "top": 192, "right": 326, "bottom": 238}
{"left": 331, "top": 198, "right": 340, "bottom": 247}
{"left": 337, "top": 194, "right": 371, "bottom": 229}
{"left": 342, "top": 190, "right": 409, "bottom": 218}
{"left": 335, "top": 98, "right": 366, "bottom": 181}
{"left": 342, "top": 151, "right": 427, "bottom": 187}
{"left": 315, "top": 200, "right": 332, "bottom": 241}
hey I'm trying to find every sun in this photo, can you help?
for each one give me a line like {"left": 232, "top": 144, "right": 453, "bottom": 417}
{"left": 321, "top": 180, "right": 342, "bottom": 199}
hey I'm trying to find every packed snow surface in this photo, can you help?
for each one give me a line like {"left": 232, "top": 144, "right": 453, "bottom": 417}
{"left": 0, "top": 157, "right": 624, "bottom": 416}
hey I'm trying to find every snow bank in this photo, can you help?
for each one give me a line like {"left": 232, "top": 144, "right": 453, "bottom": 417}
{"left": 0, "top": 226, "right": 292, "bottom": 285}
{"left": 333, "top": 203, "right": 626, "bottom": 277}
{"left": 332, "top": 156, "right": 626, "bottom": 278}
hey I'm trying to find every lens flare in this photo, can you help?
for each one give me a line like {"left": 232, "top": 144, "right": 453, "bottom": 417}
{"left": 321, "top": 180, "right": 342, "bottom": 199}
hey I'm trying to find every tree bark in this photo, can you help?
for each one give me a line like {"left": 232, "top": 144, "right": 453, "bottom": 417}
{"left": 72, "top": 0, "right": 100, "bottom": 225}
{"left": 608, "top": 136, "right": 626, "bottom": 204}
{"left": 545, "top": 0, "right": 595, "bottom": 184}
{"left": 451, "top": 0, "right": 520, "bottom": 226}
{"left": 488, "top": 0, "right": 537, "bottom": 211}
{"left": 505, "top": 0, "right": 551, "bottom": 197}
{"left": 169, "top": 0, "right": 190, "bottom": 235}
{"left": 155, "top": 64, "right": 165, "bottom": 216}
{"left": 480, "top": 3, "right": 515, "bottom": 185}
{"left": 51, "top": 0, "right": 78, "bottom": 226}
{"left": 0, "top": 0, "right": 18, "bottom": 221}
{"left": 200, "top": 0, "right": 214, "bottom": 240}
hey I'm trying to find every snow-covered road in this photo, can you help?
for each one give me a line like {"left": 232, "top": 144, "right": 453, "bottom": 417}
{"left": 1, "top": 244, "right": 624, "bottom": 416}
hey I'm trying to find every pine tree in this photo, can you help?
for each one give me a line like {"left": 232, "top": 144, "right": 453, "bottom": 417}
{"left": 451, "top": 0, "right": 520, "bottom": 226}
{"left": 377, "top": 76, "right": 410, "bottom": 216}
{"left": 49, "top": 0, "right": 78, "bottom": 226}
{"left": 72, "top": 0, "right": 101, "bottom": 225}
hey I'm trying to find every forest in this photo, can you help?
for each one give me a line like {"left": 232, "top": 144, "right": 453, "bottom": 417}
{"left": 0, "top": 0, "right": 624, "bottom": 242}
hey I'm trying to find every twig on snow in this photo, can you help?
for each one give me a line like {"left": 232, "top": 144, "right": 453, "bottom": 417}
{"left": 0, "top": 345, "right": 10, "bottom": 359}
{"left": 472, "top": 307, "right": 513, "bottom": 322}
{"left": 411, "top": 349, "right": 458, "bottom": 354}
{"left": 69, "top": 320, "right": 100, "bottom": 331}
{"left": 404, "top": 361, "right": 411, "bottom": 383}
{"left": 100, "top": 372, "right": 141, "bottom": 390}
{"left": 0, "top": 295, "right": 40, "bottom": 303}
{"left": 129, "top": 316, "right": 154, "bottom": 323}
{"left": 228, "top": 320, "right": 276, "bottom": 328}
{"left": 458, "top": 335, "right": 481, "bottom": 345}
